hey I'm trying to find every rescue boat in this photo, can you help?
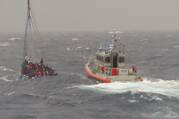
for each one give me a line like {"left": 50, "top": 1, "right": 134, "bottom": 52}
{"left": 85, "top": 31, "right": 143, "bottom": 83}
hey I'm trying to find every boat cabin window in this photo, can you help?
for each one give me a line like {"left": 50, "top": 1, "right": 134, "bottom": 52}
{"left": 96, "top": 55, "right": 104, "bottom": 62}
{"left": 105, "top": 57, "right": 110, "bottom": 63}
{"left": 112, "top": 54, "right": 118, "bottom": 68}
{"left": 118, "top": 57, "right": 125, "bottom": 63}
{"left": 120, "top": 69, "right": 127, "bottom": 73}
{"left": 96, "top": 55, "right": 99, "bottom": 60}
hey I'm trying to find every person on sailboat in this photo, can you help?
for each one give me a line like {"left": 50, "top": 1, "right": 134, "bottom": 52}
{"left": 35, "top": 65, "right": 44, "bottom": 77}
{"left": 21, "top": 58, "right": 28, "bottom": 75}
{"left": 40, "top": 58, "right": 44, "bottom": 64}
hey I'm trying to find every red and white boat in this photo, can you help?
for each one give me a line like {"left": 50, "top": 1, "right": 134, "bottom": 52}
{"left": 85, "top": 31, "right": 143, "bottom": 83}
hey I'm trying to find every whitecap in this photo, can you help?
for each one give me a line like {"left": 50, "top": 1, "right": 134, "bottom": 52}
{"left": 77, "top": 78, "right": 179, "bottom": 98}
{"left": 0, "top": 42, "right": 10, "bottom": 47}
{"left": 0, "top": 76, "right": 13, "bottom": 82}
{"left": 9, "top": 37, "right": 22, "bottom": 41}
{"left": 142, "top": 107, "right": 179, "bottom": 119}
{"left": 85, "top": 47, "right": 90, "bottom": 50}
{"left": 66, "top": 47, "right": 71, "bottom": 51}
{"left": 0, "top": 66, "right": 14, "bottom": 72}
{"left": 128, "top": 99, "right": 137, "bottom": 103}
{"left": 77, "top": 46, "right": 82, "bottom": 49}
{"left": 173, "top": 45, "right": 179, "bottom": 48}
{"left": 72, "top": 38, "right": 79, "bottom": 41}
{"left": 150, "top": 95, "right": 163, "bottom": 101}
{"left": 7, "top": 91, "right": 15, "bottom": 96}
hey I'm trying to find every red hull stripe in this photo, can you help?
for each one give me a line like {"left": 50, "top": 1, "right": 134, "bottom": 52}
{"left": 85, "top": 64, "right": 111, "bottom": 83}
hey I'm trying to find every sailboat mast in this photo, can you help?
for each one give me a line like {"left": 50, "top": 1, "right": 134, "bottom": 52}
{"left": 23, "top": 0, "right": 31, "bottom": 59}
{"left": 28, "top": 0, "right": 31, "bottom": 17}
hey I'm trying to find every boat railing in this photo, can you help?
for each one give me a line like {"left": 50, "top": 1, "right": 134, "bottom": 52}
{"left": 88, "top": 62, "right": 137, "bottom": 77}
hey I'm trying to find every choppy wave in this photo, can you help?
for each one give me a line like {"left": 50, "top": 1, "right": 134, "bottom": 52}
{"left": 140, "top": 38, "right": 149, "bottom": 42}
{"left": 76, "top": 46, "right": 82, "bottom": 49}
{"left": 7, "top": 91, "right": 15, "bottom": 96}
{"left": 85, "top": 47, "right": 90, "bottom": 50}
{"left": 77, "top": 78, "right": 179, "bottom": 98}
{"left": 19, "top": 93, "right": 46, "bottom": 99}
{"left": 142, "top": 107, "right": 179, "bottom": 119}
{"left": 72, "top": 38, "right": 79, "bottom": 41}
{"left": 9, "top": 37, "right": 22, "bottom": 41}
{"left": 0, "top": 66, "right": 14, "bottom": 72}
{"left": 66, "top": 47, "right": 71, "bottom": 51}
{"left": 68, "top": 46, "right": 90, "bottom": 51}
{"left": 0, "top": 76, "right": 13, "bottom": 82}
{"left": 0, "top": 42, "right": 10, "bottom": 47}
{"left": 173, "top": 45, "right": 179, "bottom": 48}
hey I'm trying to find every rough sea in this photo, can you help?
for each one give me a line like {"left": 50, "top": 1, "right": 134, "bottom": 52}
{"left": 0, "top": 31, "right": 178, "bottom": 119}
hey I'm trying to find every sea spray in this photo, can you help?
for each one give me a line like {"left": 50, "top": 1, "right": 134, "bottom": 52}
{"left": 77, "top": 78, "right": 179, "bottom": 98}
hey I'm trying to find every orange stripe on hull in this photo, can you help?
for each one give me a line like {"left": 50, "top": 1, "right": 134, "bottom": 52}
{"left": 85, "top": 64, "right": 111, "bottom": 83}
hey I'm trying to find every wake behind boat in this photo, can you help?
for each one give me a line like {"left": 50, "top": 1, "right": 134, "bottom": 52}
{"left": 19, "top": 0, "right": 57, "bottom": 80}
{"left": 85, "top": 31, "right": 143, "bottom": 83}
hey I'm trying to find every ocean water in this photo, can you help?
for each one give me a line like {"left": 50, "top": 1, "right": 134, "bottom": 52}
{"left": 0, "top": 31, "right": 178, "bottom": 119}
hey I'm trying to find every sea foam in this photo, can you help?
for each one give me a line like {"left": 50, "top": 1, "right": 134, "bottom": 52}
{"left": 77, "top": 78, "right": 179, "bottom": 98}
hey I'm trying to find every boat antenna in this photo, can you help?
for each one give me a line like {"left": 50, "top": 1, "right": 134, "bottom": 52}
{"left": 27, "top": 0, "right": 30, "bottom": 15}
{"left": 108, "top": 30, "right": 123, "bottom": 44}
{"left": 108, "top": 30, "right": 126, "bottom": 54}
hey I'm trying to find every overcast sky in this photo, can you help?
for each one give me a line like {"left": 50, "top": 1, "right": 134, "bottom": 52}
{"left": 0, "top": 0, "right": 179, "bottom": 32}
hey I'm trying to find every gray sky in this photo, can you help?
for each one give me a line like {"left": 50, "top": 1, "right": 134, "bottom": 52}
{"left": 0, "top": 0, "right": 179, "bottom": 32}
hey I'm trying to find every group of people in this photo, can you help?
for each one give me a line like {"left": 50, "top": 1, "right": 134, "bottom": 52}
{"left": 21, "top": 56, "right": 57, "bottom": 79}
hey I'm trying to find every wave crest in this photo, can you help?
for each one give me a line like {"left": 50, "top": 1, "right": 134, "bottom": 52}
{"left": 77, "top": 78, "right": 179, "bottom": 98}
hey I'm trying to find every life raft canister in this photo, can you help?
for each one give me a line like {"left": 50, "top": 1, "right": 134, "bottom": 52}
{"left": 111, "top": 68, "right": 119, "bottom": 76}
{"left": 100, "top": 66, "right": 105, "bottom": 73}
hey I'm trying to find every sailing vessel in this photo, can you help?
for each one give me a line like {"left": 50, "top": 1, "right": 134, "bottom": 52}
{"left": 85, "top": 31, "right": 143, "bottom": 83}
{"left": 19, "top": 0, "right": 57, "bottom": 80}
